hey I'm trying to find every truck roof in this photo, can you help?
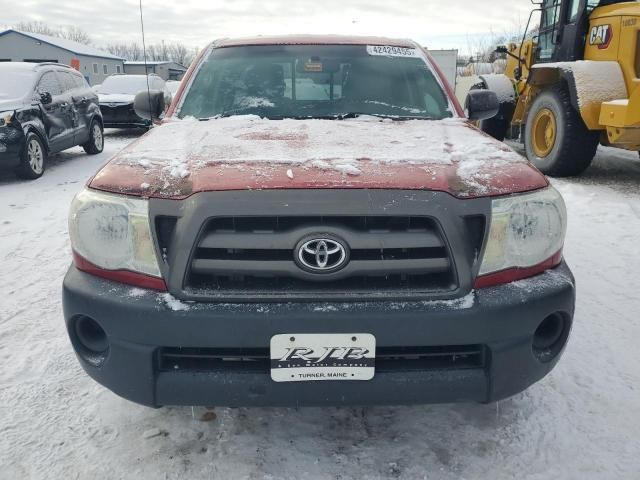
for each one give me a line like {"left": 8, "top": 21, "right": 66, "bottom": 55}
{"left": 213, "top": 34, "right": 417, "bottom": 49}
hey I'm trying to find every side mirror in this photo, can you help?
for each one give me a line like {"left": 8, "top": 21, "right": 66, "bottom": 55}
{"left": 134, "top": 90, "right": 165, "bottom": 121}
{"left": 39, "top": 91, "right": 53, "bottom": 105}
{"left": 465, "top": 90, "right": 499, "bottom": 121}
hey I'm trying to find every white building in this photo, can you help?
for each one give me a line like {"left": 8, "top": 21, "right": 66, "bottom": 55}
{"left": 124, "top": 61, "right": 187, "bottom": 81}
{"left": 0, "top": 29, "right": 124, "bottom": 85}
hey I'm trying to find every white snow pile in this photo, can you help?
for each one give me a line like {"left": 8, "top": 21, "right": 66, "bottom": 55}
{"left": 606, "top": 99, "right": 629, "bottom": 106}
{"left": 114, "top": 115, "right": 524, "bottom": 188}
{"left": 389, "top": 291, "right": 475, "bottom": 310}
{"left": 238, "top": 96, "right": 275, "bottom": 108}
{"left": 532, "top": 61, "right": 627, "bottom": 110}
{"left": 159, "top": 293, "right": 191, "bottom": 311}
{"left": 479, "top": 74, "right": 516, "bottom": 103}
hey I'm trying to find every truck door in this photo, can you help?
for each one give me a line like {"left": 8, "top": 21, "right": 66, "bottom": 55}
{"left": 537, "top": 0, "right": 595, "bottom": 62}
{"left": 537, "top": 0, "right": 563, "bottom": 62}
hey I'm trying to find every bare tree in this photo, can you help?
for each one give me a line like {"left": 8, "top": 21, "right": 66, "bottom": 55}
{"left": 167, "top": 43, "right": 189, "bottom": 65}
{"left": 58, "top": 25, "right": 92, "bottom": 45}
{"left": 15, "top": 20, "right": 92, "bottom": 45}
{"left": 129, "top": 42, "right": 143, "bottom": 61}
{"left": 105, "top": 41, "right": 196, "bottom": 65}
{"left": 105, "top": 43, "right": 129, "bottom": 59}
{"left": 16, "top": 21, "right": 59, "bottom": 37}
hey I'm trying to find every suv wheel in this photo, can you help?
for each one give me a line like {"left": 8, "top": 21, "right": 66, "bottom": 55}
{"left": 16, "top": 132, "right": 46, "bottom": 179}
{"left": 83, "top": 120, "right": 104, "bottom": 155}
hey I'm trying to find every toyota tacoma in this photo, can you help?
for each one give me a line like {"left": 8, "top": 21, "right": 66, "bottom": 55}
{"left": 63, "top": 35, "right": 575, "bottom": 407}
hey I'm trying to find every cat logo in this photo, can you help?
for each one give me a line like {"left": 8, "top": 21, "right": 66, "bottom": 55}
{"left": 589, "top": 24, "right": 613, "bottom": 49}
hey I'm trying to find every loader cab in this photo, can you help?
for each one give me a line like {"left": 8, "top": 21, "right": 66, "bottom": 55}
{"left": 536, "top": 0, "right": 594, "bottom": 62}
{"left": 535, "top": 0, "right": 628, "bottom": 63}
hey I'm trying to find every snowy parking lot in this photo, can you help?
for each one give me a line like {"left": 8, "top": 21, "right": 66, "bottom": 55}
{"left": 1, "top": 130, "right": 639, "bottom": 479}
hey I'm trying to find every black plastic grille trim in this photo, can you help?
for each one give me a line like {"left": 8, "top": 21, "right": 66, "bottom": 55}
{"left": 158, "top": 345, "right": 487, "bottom": 373}
{"left": 185, "top": 215, "right": 456, "bottom": 295}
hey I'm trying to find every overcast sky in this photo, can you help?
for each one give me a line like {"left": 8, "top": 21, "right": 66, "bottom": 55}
{"left": 4, "top": 0, "right": 535, "bottom": 55}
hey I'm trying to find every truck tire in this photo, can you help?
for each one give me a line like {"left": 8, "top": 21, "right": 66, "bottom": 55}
{"left": 480, "top": 117, "right": 509, "bottom": 141}
{"left": 16, "top": 132, "right": 46, "bottom": 180}
{"left": 524, "top": 86, "right": 599, "bottom": 177}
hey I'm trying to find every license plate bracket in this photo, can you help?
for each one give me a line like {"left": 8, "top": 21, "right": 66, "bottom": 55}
{"left": 270, "top": 333, "right": 376, "bottom": 382}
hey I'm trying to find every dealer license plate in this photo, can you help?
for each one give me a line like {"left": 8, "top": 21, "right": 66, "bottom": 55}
{"left": 270, "top": 333, "right": 376, "bottom": 382}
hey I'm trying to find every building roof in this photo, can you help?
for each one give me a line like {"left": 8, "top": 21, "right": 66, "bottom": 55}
{"left": 213, "top": 34, "right": 417, "bottom": 49}
{"left": 124, "top": 60, "right": 187, "bottom": 69}
{"left": 0, "top": 29, "right": 124, "bottom": 61}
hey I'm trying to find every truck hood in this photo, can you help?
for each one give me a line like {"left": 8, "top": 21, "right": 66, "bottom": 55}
{"left": 89, "top": 115, "right": 547, "bottom": 199}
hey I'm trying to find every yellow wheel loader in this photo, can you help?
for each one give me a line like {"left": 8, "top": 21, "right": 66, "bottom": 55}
{"left": 478, "top": 0, "right": 640, "bottom": 176}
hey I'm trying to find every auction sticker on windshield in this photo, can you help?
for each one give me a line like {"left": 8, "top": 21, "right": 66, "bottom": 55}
{"left": 366, "top": 45, "right": 419, "bottom": 57}
{"left": 270, "top": 333, "right": 376, "bottom": 382}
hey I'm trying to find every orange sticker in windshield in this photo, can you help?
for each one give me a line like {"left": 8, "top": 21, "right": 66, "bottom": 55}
{"left": 304, "top": 62, "right": 323, "bottom": 72}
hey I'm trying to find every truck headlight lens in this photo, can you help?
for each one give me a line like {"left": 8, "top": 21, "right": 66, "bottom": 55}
{"left": 479, "top": 186, "right": 566, "bottom": 276}
{"left": 69, "top": 189, "right": 161, "bottom": 277}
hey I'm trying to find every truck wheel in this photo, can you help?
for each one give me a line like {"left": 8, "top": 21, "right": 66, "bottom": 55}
{"left": 82, "top": 119, "right": 104, "bottom": 155}
{"left": 16, "top": 132, "right": 46, "bottom": 179}
{"left": 525, "top": 87, "right": 599, "bottom": 176}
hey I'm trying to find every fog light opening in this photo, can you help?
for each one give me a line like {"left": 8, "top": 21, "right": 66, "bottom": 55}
{"left": 532, "top": 313, "right": 569, "bottom": 363}
{"left": 72, "top": 315, "right": 109, "bottom": 366}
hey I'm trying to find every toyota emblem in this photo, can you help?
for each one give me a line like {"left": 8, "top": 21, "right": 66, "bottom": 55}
{"left": 295, "top": 236, "right": 349, "bottom": 273}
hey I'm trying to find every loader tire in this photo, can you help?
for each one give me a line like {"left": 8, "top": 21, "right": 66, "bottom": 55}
{"left": 525, "top": 86, "right": 599, "bottom": 177}
{"left": 480, "top": 117, "right": 509, "bottom": 141}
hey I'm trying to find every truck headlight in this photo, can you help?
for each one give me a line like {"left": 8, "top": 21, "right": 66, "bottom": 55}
{"left": 477, "top": 186, "right": 566, "bottom": 283}
{"left": 69, "top": 189, "right": 163, "bottom": 282}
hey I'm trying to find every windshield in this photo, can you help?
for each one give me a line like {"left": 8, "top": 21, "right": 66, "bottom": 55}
{"left": 178, "top": 45, "right": 453, "bottom": 120}
{"left": 0, "top": 68, "right": 36, "bottom": 100}
{"left": 100, "top": 75, "right": 151, "bottom": 95}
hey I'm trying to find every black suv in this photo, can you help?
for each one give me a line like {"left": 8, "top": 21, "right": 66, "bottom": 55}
{"left": 0, "top": 62, "right": 104, "bottom": 179}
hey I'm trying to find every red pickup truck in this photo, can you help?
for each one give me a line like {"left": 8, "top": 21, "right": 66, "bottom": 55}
{"left": 63, "top": 35, "right": 574, "bottom": 407}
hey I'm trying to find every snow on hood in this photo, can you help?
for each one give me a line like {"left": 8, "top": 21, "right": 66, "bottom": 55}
{"left": 532, "top": 61, "right": 627, "bottom": 110}
{"left": 98, "top": 93, "right": 135, "bottom": 104}
{"left": 90, "top": 115, "right": 547, "bottom": 199}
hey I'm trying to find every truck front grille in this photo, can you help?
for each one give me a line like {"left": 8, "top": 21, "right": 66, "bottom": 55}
{"left": 183, "top": 216, "right": 457, "bottom": 300}
{"left": 158, "top": 345, "right": 487, "bottom": 373}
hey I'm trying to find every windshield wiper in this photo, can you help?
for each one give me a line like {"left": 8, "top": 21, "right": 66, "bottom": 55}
{"left": 326, "top": 112, "right": 434, "bottom": 121}
{"left": 199, "top": 112, "right": 436, "bottom": 121}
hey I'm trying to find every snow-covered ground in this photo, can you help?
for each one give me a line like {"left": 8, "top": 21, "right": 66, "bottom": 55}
{"left": 1, "top": 132, "right": 639, "bottom": 479}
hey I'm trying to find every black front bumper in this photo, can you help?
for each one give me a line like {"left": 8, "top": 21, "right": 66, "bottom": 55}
{"left": 0, "top": 125, "right": 25, "bottom": 168}
{"left": 100, "top": 104, "right": 151, "bottom": 128}
{"left": 62, "top": 262, "right": 575, "bottom": 408}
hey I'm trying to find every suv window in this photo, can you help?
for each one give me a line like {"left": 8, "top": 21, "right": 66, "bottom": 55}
{"left": 178, "top": 45, "right": 452, "bottom": 121}
{"left": 58, "top": 71, "right": 79, "bottom": 92}
{"left": 37, "top": 71, "right": 63, "bottom": 96}
{"left": 72, "top": 74, "right": 87, "bottom": 89}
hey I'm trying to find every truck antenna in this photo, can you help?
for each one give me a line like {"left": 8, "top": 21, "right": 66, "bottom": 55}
{"left": 139, "top": 0, "right": 154, "bottom": 124}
